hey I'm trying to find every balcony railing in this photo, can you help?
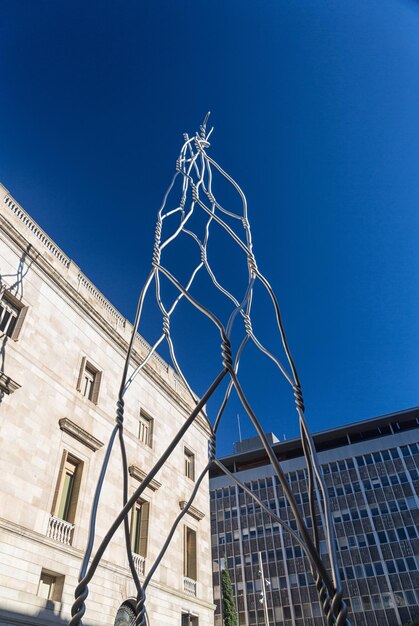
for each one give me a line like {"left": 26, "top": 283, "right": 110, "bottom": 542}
{"left": 47, "top": 515, "right": 74, "bottom": 545}
{"left": 183, "top": 576, "right": 197, "bottom": 596}
{"left": 133, "top": 553, "right": 145, "bottom": 576}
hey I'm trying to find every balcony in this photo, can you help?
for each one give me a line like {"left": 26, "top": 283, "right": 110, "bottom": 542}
{"left": 47, "top": 515, "right": 74, "bottom": 545}
{"left": 183, "top": 576, "right": 197, "bottom": 596}
{"left": 132, "top": 553, "right": 145, "bottom": 576}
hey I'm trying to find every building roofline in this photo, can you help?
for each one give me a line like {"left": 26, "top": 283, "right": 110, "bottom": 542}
{"left": 0, "top": 182, "right": 212, "bottom": 433}
{"left": 210, "top": 406, "right": 419, "bottom": 476}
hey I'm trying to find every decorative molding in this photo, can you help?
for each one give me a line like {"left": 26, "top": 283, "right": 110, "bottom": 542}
{"left": 4, "top": 194, "right": 71, "bottom": 268}
{"left": 58, "top": 417, "right": 104, "bottom": 451}
{"left": 129, "top": 465, "right": 161, "bottom": 491}
{"left": 178, "top": 501, "right": 205, "bottom": 521}
{"left": 0, "top": 207, "right": 212, "bottom": 435}
{"left": 0, "top": 372, "right": 21, "bottom": 395}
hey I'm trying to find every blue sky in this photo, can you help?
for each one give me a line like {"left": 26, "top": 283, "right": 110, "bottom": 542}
{"left": 1, "top": 0, "right": 419, "bottom": 456}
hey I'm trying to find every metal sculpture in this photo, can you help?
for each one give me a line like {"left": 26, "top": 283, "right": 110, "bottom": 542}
{"left": 70, "top": 115, "right": 350, "bottom": 626}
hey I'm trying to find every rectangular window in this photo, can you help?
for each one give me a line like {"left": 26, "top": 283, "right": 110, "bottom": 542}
{"left": 76, "top": 357, "right": 102, "bottom": 404}
{"left": 138, "top": 411, "right": 153, "bottom": 447}
{"left": 184, "top": 448, "right": 195, "bottom": 481}
{"left": 283, "top": 607, "right": 292, "bottom": 620}
{"left": 394, "top": 592, "right": 406, "bottom": 607}
{"left": 184, "top": 526, "right": 197, "bottom": 580}
{"left": 354, "top": 565, "right": 364, "bottom": 578}
{"left": 337, "top": 537, "right": 348, "bottom": 550}
{"left": 37, "top": 570, "right": 64, "bottom": 602}
{"left": 181, "top": 614, "right": 198, "bottom": 626}
{"left": 407, "top": 525, "right": 417, "bottom": 539}
{"left": 365, "top": 564, "right": 374, "bottom": 577}
{"left": 52, "top": 451, "right": 83, "bottom": 523}
{"left": 371, "top": 595, "right": 382, "bottom": 610}
{"left": 382, "top": 593, "right": 394, "bottom": 609}
{"left": 289, "top": 574, "right": 298, "bottom": 588}
{"left": 0, "top": 289, "right": 28, "bottom": 340}
{"left": 37, "top": 572, "right": 55, "bottom": 600}
{"left": 130, "top": 500, "right": 150, "bottom": 557}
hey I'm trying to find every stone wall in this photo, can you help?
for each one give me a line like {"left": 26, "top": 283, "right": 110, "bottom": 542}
{"left": 0, "top": 182, "right": 214, "bottom": 626}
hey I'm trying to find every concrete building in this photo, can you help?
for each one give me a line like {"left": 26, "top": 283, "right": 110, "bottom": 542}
{"left": 0, "top": 182, "right": 214, "bottom": 626}
{"left": 210, "top": 408, "right": 419, "bottom": 626}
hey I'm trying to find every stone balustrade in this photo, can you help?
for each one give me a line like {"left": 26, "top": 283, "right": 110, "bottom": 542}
{"left": 47, "top": 515, "right": 74, "bottom": 546}
{"left": 132, "top": 553, "right": 145, "bottom": 576}
{"left": 183, "top": 576, "right": 197, "bottom": 596}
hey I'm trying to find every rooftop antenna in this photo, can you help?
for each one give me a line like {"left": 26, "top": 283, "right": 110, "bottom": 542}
{"left": 237, "top": 413, "right": 242, "bottom": 442}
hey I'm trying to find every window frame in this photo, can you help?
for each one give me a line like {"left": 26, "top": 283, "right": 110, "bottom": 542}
{"left": 184, "top": 525, "right": 197, "bottom": 581}
{"left": 181, "top": 614, "right": 198, "bottom": 626}
{"left": 184, "top": 447, "right": 195, "bottom": 482}
{"left": 52, "top": 450, "right": 83, "bottom": 524}
{"left": 130, "top": 498, "right": 150, "bottom": 557}
{"left": 76, "top": 357, "right": 102, "bottom": 404}
{"left": 37, "top": 569, "right": 64, "bottom": 602}
{"left": 138, "top": 410, "right": 154, "bottom": 448}
{"left": 0, "top": 288, "right": 28, "bottom": 341}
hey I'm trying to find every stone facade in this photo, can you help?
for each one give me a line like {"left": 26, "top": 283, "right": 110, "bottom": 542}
{"left": 0, "top": 182, "right": 214, "bottom": 626}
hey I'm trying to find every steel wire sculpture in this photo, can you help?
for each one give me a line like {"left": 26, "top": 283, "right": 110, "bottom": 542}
{"left": 69, "top": 115, "right": 351, "bottom": 626}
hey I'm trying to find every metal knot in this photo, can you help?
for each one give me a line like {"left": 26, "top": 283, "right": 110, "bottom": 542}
{"left": 135, "top": 589, "right": 147, "bottom": 626}
{"left": 292, "top": 384, "right": 305, "bottom": 413}
{"left": 248, "top": 253, "right": 258, "bottom": 275}
{"left": 191, "top": 184, "right": 199, "bottom": 203}
{"left": 315, "top": 575, "right": 331, "bottom": 619}
{"left": 243, "top": 314, "right": 253, "bottom": 336}
{"left": 162, "top": 314, "right": 170, "bottom": 336}
{"left": 155, "top": 219, "right": 162, "bottom": 240}
{"left": 208, "top": 433, "right": 216, "bottom": 461}
{"left": 206, "top": 190, "right": 215, "bottom": 204}
{"left": 152, "top": 244, "right": 161, "bottom": 267}
{"left": 194, "top": 136, "right": 210, "bottom": 151}
{"left": 221, "top": 338, "right": 233, "bottom": 369}
{"left": 116, "top": 398, "right": 125, "bottom": 425}
{"left": 69, "top": 582, "right": 89, "bottom": 626}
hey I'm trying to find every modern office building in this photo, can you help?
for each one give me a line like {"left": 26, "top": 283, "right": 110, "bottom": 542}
{"left": 210, "top": 408, "right": 419, "bottom": 626}
{"left": 0, "top": 182, "right": 214, "bottom": 626}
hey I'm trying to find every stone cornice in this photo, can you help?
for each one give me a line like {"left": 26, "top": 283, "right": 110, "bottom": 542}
{"left": 59, "top": 417, "right": 104, "bottom": 451}
{"left": 178, "top": 500, "right": 205, "bottom": 521}
{"left": 0, "top": 208, "right": 211, "bottom": 436}
{"left": 128, "top": 465, "right": 162, "bottom": 491}
{"left": 0, "top": 372, "right": 21, "bottom": 395}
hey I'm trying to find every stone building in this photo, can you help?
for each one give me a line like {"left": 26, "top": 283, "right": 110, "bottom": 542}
{"left": 210, "top": 408, "right": 419, "bottom": 626}
{"left": 0, "top": 182, "right": 213, "bottom": 626}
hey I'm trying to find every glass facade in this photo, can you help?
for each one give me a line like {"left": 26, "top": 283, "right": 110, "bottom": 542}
{"left": 209, "top": 411, "right": 419, "bottom": 626}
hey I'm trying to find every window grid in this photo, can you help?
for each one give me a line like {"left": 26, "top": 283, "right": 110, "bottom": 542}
{"left": 138, "top": 412, "right": 153, "bottom": 448}
{"left": 211, "top": 437, "right": 419, "bottom": 626}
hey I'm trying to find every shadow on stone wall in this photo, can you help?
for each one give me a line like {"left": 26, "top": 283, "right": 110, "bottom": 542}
{"left": 0, "top": 244, "right": 34, "bottom": 403}
{"left": 0, "top": 603, "right": 96, "bottom": 626}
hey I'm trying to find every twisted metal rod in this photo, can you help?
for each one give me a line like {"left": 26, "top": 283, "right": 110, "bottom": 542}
{"left": 70, "top": 116, "right": 350, "bottom": 626}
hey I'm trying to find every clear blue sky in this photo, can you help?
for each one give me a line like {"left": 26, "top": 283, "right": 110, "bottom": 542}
{"left": 1, "top": 1, "right": 419, "bottom": 456}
